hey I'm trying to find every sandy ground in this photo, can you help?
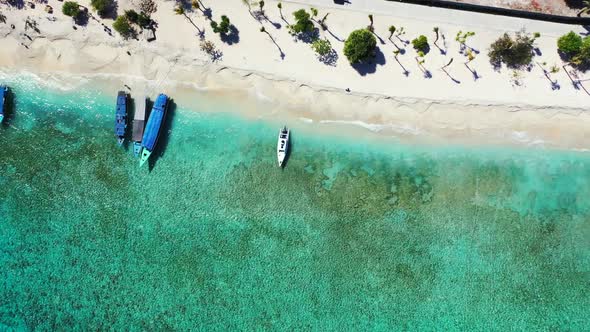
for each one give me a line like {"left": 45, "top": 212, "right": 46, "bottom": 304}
{"left": 0, "top": 0, "right": 590, "bottom": 150}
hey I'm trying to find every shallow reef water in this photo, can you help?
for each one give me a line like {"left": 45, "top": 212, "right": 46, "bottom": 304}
{"left": 0, "top": 74, "right": 588, "bottom": 330}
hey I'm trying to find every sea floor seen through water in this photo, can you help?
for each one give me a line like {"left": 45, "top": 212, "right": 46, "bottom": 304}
{"left": 0, "top": 73, "right": 589, "bottom": 330}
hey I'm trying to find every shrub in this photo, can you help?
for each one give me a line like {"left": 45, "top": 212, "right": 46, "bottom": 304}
{"left": 290, "top": 9, "right": 314, "bottom": 34}
{"left": 90, "top": 0, "right": 114, "bottom": 17}
{"left": 488, "top": 31, "right": 535, "bottom": 68}
{"left": 411, "top": 35, "right": 429, "bottom": 53}
{"left": 137, "top": 12, "right": 151, "bottom": 28}
{"left": 343, "top": 29, "right": 376, "bottom": 64}
{"left": 312, "top": 38, "right": 331, "bottom": 56}
{"left": 558, "top": 31, "right": 583, "bottom": 55}
{"left": 211, "top": 15, "right": 231, "bottom": 35}
{"left": 62, "top": 1, "right": 80, "bottom": 17}
{"left": 113, "top": 16, "right": 134, "bottom": 38}
{"left": 124, "top": 9, "right": 139, "bottom": 24}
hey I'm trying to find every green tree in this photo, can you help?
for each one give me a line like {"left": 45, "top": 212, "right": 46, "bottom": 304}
{"left": 558, "top": 31, "right": 583, "bottom": 55}
{"left": 290, "top": 9, "right": 314, "bottom": 34}
{"left": 124, "top": 9, "right": 139, "bottom": 24}
{"left": 174, "top": 5, "right": 185, "bottom": 15}
{"left": 343, "top": 29, "right": 377, "bottom": 64}
{"left": 310, "top": 7, "right": 318, "bottom": 18}
{"left": 90, "top": 0, "right": 114, "bottom": 17}
{"left": 312, "top": 38, "right": 331, "bottom": 56}
{"left": 411, "top": 35, "right": 429, "bottom": 53}
{"left": 388, "top": 25, "right": 396, "bottom": 39}
{"left": 211, "top": 15, "right": 231, "bottom": 35}
{"left": 488, "top": 31, "right": 535, "bottom": 68}
{"left": 113, "top": 16, "right": 134, "bottom": 38}
{"left": 577, "top": 0, "right": 590, "bottom": 17}
{"left": 137, "top": 12, "right": 152, "bottom": 28}
{"left": 62, "top": 1, "right": 80, "bottom": 17}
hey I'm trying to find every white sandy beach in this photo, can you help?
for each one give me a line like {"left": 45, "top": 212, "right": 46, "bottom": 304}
{"left": 0, "top": 0, "right": 589, "bottom": 149}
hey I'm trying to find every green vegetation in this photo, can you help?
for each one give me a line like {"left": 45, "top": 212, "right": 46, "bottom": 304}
{"left": 411, "top": 35, "right": 429, "bottom": 53}
{"left": 290, "top": 9, "right": 314, "bottom": 34}
{"left": 558, "top": 31, "right": 583, "bottom": 55}
{"left": 557, "top": 32, "right": 590, "bottom": 68}
{"left": 113, "top": 16, "right": 135, "bottom": 39}
{"left": 211, "top": 15, "right": 231, "bottom": 35}
{"left": 312, "top": 38, "right": 331, "bottom": 56}
{"left": 124, "top": 9, "right": 139, "bottom": 24}
{"left": 577, "top": 0, "right": 590, "bottom": 17}
{"left": 174, "top": 5, "right": 184, "bottom": 15}
{"left": 310, "top": 7, "right": 318, "bottom": 18}
{"left": 343, "top": 29, "right": 376, "bottom": 64}
{"left": 388, "top": 25, "right": 395, "bottom": 39}
{"left": 137, "top": 12, "right": 151, "bottom": 28}
{"left": 488, "top": 31, "right": 536, "bottom": 68}
{"left": 90, "top": 0, "right": 114, "bottom": 17}
{"left": 62, "top": 1, "right": 80, "bottom": 17}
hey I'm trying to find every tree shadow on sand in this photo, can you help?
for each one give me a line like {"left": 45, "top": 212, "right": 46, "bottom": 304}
{"left": 220, "top": 25, "right": 240, "bottom": 45}
{"left": 351, "top": 47, "right": 386, "bottom": 76}
{"left": 148, "top": 99, "right": 176, "bottom": 172}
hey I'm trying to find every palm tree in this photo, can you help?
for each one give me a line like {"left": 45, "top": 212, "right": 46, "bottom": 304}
{"left": 433, "top": 27, "right": 439, "bottom": 47}
{"left": 242, "top": 0, "right": 253, "bottom": 15}
{"left": 311, "top": 7, "right": 318, "bottom": 18}
{"left": 578, "top": 0, "right": 590, "bottom": 17}
{"left": 174, "top": 5, "right": 185, "bottom": 15}
{"left": 319, "top": 13, "right": 329, "bottom": 30}
{"left": 260, "top": 26, "right": 285, "bottom": 58}
{"left": 464, "top": 49, "right": 479, "bottom": 80}
{"left": 367, "top": 14, "right": 374, "bottom": 32}
{"left": 393, "top": 50, "right": 409, "bottom": 76}
{"left": 388, "top": 25, "right": 395, "bottom": 40}
{"left": 259, "top": 0, "right": 265, "bottom": 14}
{"left": 277, "top": 2, "right": 283, "bottom": 19}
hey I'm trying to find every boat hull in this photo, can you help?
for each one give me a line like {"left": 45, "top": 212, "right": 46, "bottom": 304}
{"left": 115, "top": 91, "right": 128, "bottom": 145}
{"left": 139, "top": 93, "right": 168, "bottom": 167}
{"left": 139, "top": 149, "right": 152, "bottom": 167}
{"left": 277, "top": 127, "right": 290, "bottom": 168}
{"left": 133, "top": 141, "right": 143, "bottom": 157}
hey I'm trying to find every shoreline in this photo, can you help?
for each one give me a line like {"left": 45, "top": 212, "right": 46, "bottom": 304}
{"left": 1, "top": 0, "right": 590, "bottom": 151}
{"left": 2, "top": 67, "right": 590, "bottom": 153}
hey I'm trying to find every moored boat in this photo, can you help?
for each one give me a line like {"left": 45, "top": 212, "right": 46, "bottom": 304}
{"left": 277, "top": 126, "right": 290, "bottom": 168}
{"left": 114, "top": 91, "right": 128, "bottom": 146}
{"left": 132, "top": 96, "right": 147, "bottom": 157}
{"left": 0, "top": 85, "right": 8, "bottom": 123}
{"left": 139, "top": 93, "right": 169, "bottom": 167}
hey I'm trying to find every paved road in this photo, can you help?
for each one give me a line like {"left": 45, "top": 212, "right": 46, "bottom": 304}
{"left": 281, "top": 0, "right": 581, "bottom": 36}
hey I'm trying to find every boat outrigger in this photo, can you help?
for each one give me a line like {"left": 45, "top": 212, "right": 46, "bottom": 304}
{"left": 277, "top": 126, "right": 290, "bottom": 168}
{"left": 114, "top": 91, "right": 128, "bottom": 146}
{"left": 0, "top": 85, "right": 8, "bottom": 123}
{"left": 139, "top": 93, "right": 169, "bottom": 167}
{"left": 132, "top": 96, "right": 147, "bottom": 157}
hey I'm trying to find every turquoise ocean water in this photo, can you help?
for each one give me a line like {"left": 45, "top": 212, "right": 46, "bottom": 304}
{"left": 0, "top": 73, "right": 589, "bottom": 330}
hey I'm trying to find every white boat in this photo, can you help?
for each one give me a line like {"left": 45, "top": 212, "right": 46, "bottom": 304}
{"left": 277, "top": 126, "right": 289, "bottom": 167}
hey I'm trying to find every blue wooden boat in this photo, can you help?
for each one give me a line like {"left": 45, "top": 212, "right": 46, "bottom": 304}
{"left": 114, "top": 91, "right": 128, "bottom": 146}
{"left": 139, "top": 93, "right": 168, "bottom": 167}
{"left": 0, "top": 85, "right": 8, "bottom": 123}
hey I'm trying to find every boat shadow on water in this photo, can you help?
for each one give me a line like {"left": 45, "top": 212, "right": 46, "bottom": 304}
{"left": 1, "top": 88, "right": 16, "bottom": 128}
{"left": 148, "top": 98, "right": 176, "bottom": 172}
{"left": 122, "top": 96, "right": 135, "bottom": 151}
